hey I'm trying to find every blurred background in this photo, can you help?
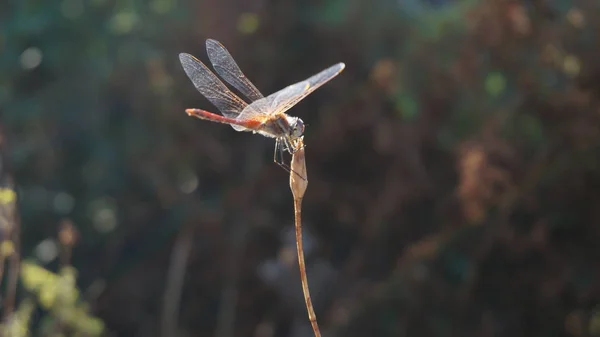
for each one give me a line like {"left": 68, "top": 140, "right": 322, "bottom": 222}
{"left": 1, "top": 0, "right": 600, "bottom": 336}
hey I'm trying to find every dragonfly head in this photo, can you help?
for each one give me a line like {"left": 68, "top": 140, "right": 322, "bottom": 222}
{"left": 289, "top": 117, "right": 305, "bottom": 139}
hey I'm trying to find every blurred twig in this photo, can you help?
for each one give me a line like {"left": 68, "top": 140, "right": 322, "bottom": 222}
{"left": 58, "top": 219, "right": 78, "bottom": 268}
{"left": 214, "top": 218, "right": 248, "bottom": 337}
{"left": 289, "top": 138, "right": 321, "bottom": 337}
{"left": 4, "top": 193, "right": 20, "bottom": 322}
{"left": 0, "top": 125, "right": 20, "bottom": 322}
{"left": 215, "top": 141, "right": 265, "bottom": 337}
{"left": 161, "top": 224, "right": 194, "bottom": 337}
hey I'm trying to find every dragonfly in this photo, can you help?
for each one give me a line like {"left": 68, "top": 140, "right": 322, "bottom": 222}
{"left": 179, "top": 39, "right": 345, "bottom": 174}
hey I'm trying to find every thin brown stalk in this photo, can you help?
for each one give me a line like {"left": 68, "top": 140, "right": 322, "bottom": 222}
{"left": 58, "top": 219, "right": 78, "bottom": 268}
{"left": 4, "top": 203, "right": 20, "bottom": 320}
{"left": 0, "top": 175, "right": 19, "bottom": 322}
{"left": 161, "top": 225, "right": 194, "bottom": 337}
{"left": 215, "top": 141, "right": 262, "bottom": 337}
{"left": 0, "top": 127, "right": 20, "bottom": 322}
{"left": 289, "top": 138, "right": 320, "bottom": 337}
{"left": 0, "top": 254, "right": 5, "bottom": 290}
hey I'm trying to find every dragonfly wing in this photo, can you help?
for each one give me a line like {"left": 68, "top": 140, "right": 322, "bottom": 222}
{"left": 206, "top": 39, "right": 265, "bottom": 102}
{"left": 230, "top": 98, "right": 271, "bottom": 132}
{"left": 267, "top": 62, "right": 345, "bottom": 115}
{"left": 179, "top": 53, "right": 248, "bottom": 122}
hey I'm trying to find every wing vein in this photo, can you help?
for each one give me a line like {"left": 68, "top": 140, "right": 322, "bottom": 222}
{"left": 179, "top": 53, "right": 248, "bottom": 118}
{"left": 206, "top": 39, "right": 265, "bottom": 102}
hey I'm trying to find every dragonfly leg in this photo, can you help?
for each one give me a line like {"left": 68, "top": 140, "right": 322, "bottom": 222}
{"left": 273, "top": 139, "right": 292, "bottom": 173}
{"left": 273, "top": 139, "right": 287, "bottom": 169}
{"left": 273, "top": 138, "right": 280, "bottom": 164}
{"left": 275, "top": 138, "right": 307, "bottom": 181}
{"left": 284, "top": 137, "right": 295, "bottom": 154}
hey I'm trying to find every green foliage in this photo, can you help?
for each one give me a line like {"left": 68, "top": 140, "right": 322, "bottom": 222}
{"left": 485, "top": 72, "right": 507, "bottom": 97}
{"left": 0, "top": 261, "right": 104, "bottom": 337}
{"left": 394, "top": 92, "right": 419, "bottom": 121}
{"left": 0, "top": 299, "right": 35, "bottom": 337}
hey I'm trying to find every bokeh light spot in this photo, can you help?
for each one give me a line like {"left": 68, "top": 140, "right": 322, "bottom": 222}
{"left": 35, "top": 239, "right": 58, "bottom": 263}
{"left": 94, "top": 208, "right": 117, "bottom": 233}
{"left": 88, "top": 197, "right": 118, "bottom": 233}
{"left": 109, "top": 11, "right": 138, "bottom": 35}
{"left": 20, "top": 47, "right": 43, "bottom": 70}
{"left": 563, "top": 55, "right": 580, "bottom": 77}
{"left": 485, "top": 72, "right": 506, "bottom": 97}
{"left": 1, "top": 241, "right": 14, "bottom": 257}
{"left": 395, "top": 93, "right": 419, "bottom": 121}
{"left": 178, "top": 169, "right": 199, "bottom": 194}
{"left": 53, "top": 192, "right": 75, "bottom": 215}
{"left": 237, "top": 13, "right": 259, "bottom": 35}
{"left": 567, "top": 8, "right": 585, "bottom": 28}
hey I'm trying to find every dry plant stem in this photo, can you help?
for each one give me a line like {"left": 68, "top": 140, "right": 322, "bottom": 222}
{"left": 0, "top": 254, "right": 5, "bottom": 288}
{"left": 0, "top": 253, "right": 6, "bottom": 318}
{"left": 215, "top": 142, "right": 262, "bottom": 337}
{"left": 0, "top": 130, "right": 20, "bottom": 321}
{"left": 4, "top": 212, "right": 20, "bottom": 320}
{"left": 289, "top": 139, "right": 321, "bottom": 337}
{"left": 214, "top": 219, "right": 248, "bottom": 337}
{"left": 60, "top": 246, "right": 72, "bottom": 268}
{"left": 161, "top": 225, "right": 194, "bottom": 337}
{"left": 293, "top": 198, "right": 320, "bottom": 337}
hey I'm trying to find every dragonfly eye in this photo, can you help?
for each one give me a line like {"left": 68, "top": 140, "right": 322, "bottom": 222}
{"left": 292, "top": 118, "right": 305, "bottom": 137}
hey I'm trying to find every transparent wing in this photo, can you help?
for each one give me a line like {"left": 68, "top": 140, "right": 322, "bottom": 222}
{"left": 179, "top": 53, "right": 248, "bottom": 119}
{"left": 229, "top": 101, "right": 269, "bottom": 132}
{"left": 232, "top": 63, "right": 345, "bottom": 132}
{"left": 267, "top": 63, "right": 345, "bottom": 115}
{"left": 206, "top": 39, "right": 265, "bottom": 103}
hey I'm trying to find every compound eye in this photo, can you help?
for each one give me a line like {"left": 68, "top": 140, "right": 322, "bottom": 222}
{"left": 295, "top": 119, "right": 305, "bottom": 135}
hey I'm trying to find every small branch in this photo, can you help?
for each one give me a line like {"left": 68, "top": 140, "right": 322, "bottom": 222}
{"left": 215, "top": 142, "right": 264, "bottom": 337}
{"left": 214, "top": 219, "right": 248, "bottom": 337}
{"left": 0, "top": 128, "right": 18, "bottom": 321}
{"left": 4, "top": 205, "right": 20, "bottom": 320}
{"left": 161, "top": 225, "right": 194, "bottom": 337}
{"left": 293, "top": 198, "right": 320, "bottom": 337}
{"left": 289, "top": 138, "right": 321, "bottom": 337}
